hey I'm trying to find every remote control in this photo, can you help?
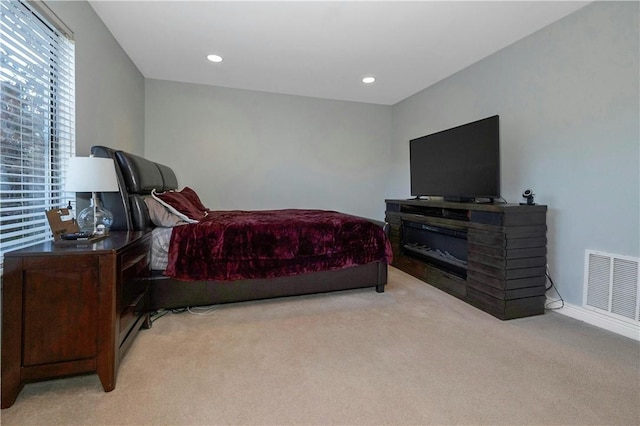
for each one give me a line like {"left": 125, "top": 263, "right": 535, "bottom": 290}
{"left": 60, "top": 232, "right": 92, "bottom": 240}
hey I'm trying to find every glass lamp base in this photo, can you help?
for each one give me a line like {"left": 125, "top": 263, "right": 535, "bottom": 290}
{"left": 77, "top": 203, "right": 114, "bottom": 235}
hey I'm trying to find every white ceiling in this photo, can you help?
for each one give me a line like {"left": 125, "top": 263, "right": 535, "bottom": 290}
{"left": 89, "top": 1, "right": 589, "bottom": 105}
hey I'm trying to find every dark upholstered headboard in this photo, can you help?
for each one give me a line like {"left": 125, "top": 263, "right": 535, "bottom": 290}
{"left": 91, "top": 146, "right": 178, "bottom": 231}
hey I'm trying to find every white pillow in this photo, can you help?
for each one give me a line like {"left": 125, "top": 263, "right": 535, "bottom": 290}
{"left": 143, "top": 196, "right": 189, "bottom": 227}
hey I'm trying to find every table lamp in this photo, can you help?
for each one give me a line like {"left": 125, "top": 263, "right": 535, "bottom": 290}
{"left": 66, "top": 155, "right": 119, "bottom": 235}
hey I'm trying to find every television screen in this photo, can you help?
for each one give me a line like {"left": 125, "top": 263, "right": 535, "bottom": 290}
{"left": 410, "top": 115, "right": 500, "bottom": 201}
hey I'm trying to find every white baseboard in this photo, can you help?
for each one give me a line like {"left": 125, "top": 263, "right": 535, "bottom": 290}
{"left": 555, "top": 302, "right": 640, "bottom": 341}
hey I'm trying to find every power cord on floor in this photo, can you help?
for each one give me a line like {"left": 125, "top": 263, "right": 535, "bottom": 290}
{"left": 149, "top": 309, "right": 170, "bottom": 324}
{"left": 149, "top": 305, "right": 220, "bottom": 323}
{"left": 187, "top": 304, "right": 219, "bottom": 315}
{"left": 149, "top": 307, "right": 190, "bottom": 324}
{"left": 545, "top": 266, "right": 564, "bottom": 310}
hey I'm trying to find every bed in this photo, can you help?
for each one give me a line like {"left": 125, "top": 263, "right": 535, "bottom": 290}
{"left": 91, "top": 146, "right": 392, "bottom": 310}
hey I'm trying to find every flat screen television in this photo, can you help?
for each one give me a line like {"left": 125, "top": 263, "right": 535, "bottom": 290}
{"left": 410, "top": 115, "right": 500, "bottom": 202}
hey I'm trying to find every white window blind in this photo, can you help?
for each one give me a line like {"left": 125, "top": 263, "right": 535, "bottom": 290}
{"left": 0, "top": 0, "right": 75, "bottom": 268}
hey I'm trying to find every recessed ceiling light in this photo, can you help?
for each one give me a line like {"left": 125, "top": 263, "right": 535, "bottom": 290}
{"left": 207, "top": 54, "right": 223, "bottom": 63}
{"left": 362, "top": 76, "right": 376, "bottom": 84}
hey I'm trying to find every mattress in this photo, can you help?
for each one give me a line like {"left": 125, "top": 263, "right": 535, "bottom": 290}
{"left": 150, "top": 226, "right": 172, "bottom": 271}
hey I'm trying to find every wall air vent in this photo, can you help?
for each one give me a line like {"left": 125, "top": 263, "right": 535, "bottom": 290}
{"left": 584, "top": 250, "right": 640, "bottom": 324}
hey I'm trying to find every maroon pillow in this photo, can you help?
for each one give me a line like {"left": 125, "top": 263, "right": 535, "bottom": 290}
{"left": 151, "top": 187, "right": 208, "bottom": 222}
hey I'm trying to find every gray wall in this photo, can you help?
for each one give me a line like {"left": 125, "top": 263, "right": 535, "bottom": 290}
{"left": 46, "top": 1, "right": 145, "bottom": 157}
{"left": 50, "top": 0, "right": 638, "bottom": 309}
{"left": 145, "top": 80, "right": 391, "bottom": 220}
{"left": 389, "top": 1, "right": 639, "bottom": 306}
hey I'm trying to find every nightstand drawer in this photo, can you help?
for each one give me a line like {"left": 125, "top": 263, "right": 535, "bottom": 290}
{"left": 118, "top": 237, "right": 150, "bottom": 341}
{"left": 120, "top": 239, "right": 150, "bottom": 300}
{"left": 119, "top": 291, "right": 147, "bottom": 340}
{"left": 121, "top": 240, "right": 150, "bottom": 283}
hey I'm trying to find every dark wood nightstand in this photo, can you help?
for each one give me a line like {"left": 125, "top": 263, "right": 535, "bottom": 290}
{"left": 1, "top": 231, "right": 151, "bottom": 409}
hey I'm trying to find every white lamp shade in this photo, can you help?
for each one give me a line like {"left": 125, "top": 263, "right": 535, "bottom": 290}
{"left": 66, "top": 156, "right": 119, "bottom": 192}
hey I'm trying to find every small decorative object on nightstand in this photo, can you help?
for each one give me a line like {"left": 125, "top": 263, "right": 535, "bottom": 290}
{"left": 66, "top": 155, "right": 119, "bottom": 235}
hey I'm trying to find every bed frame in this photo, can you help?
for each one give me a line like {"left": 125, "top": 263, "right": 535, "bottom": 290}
{"left": 91, "top": 146, "right": 388, "bottom": 310}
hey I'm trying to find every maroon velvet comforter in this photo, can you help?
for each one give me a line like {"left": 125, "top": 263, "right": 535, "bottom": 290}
{"left": 164, "top": 209, "right": 392, "bottom": 281}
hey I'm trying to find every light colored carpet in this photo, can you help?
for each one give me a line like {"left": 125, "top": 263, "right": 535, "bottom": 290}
{"left": 2, "top": 267, "right": 639, "bottom": 425}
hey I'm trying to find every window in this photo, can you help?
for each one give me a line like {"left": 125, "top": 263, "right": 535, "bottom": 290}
{"left": 0, "top": 0, "right": 75, "bottom": 269}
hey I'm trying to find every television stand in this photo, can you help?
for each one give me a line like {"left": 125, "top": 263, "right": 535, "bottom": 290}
{"left": 385, "top": 199, "right": 547, "bottom": 320}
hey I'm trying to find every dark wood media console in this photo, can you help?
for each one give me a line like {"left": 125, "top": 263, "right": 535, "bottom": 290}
{"left": 385, "top": 199, "right": 547, "bottom": 320}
